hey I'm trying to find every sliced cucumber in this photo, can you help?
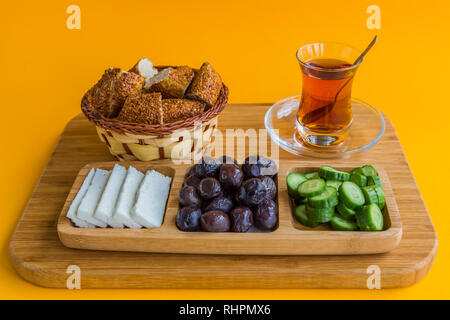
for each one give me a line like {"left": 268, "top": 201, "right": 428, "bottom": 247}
{"left": 308, "top": 186, "right": 339, "bottom": 208}
{"left": 337, "top": 202, "right": 356, "bottom": 220}
{"left": 361, "top": 165, "right": 378, "bottom": 177}
{"left": 294, "top": 197, "right": 308, "bottom": 206}
{"left": 306, "top": 204, "right": 335, "bottom": 223}
{"left": 326, "top": 180, "right": 342, "bottom": 191}
{"left": 367, "top": 175, "right": 382, "bottom": 187}
{"left": 356, "top": 204, "right": 384, "bottom": 231}
{"left": 373, "top": 186, "right": 386, "bottom": 210}
{"left": 339, "top": 181, "right": 365, "bottom": 209}
{"left": 305, "top": 172, "right": 319, "bottom": 179}
{"left": 350, "top": 173, "right": 367, "bottom": 188}
{"left": 294, "top": 205, "right": 320, "bottom": 228}
{"left": 330, "top": 215, "right": 358, "bottom": 231}
{"left": 286, "top": 172, "right": 307, "bottom": 198}
{"left": 351, "top": 167, "right": 364, "bottom": 175}
{"left": 362, "top": 186, "right": 379, "bottom": 206}
{"left": 298, "top": 178, "right": 326, "bottom": 197}
{"left": 319, "top": 166, "right": 350, "bottom": 181}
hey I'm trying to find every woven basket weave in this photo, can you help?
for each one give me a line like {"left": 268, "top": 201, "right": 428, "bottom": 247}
{"left": 81, "top": 79, "right": 228, "bottom": 161}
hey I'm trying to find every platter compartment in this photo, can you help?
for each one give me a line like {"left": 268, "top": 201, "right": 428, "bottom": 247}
{"left": 57, "top": 161, "right": 401, "bottom": 255}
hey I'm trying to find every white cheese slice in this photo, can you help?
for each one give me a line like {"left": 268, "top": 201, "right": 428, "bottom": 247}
{"left": 77, "top": 169, "right": 110, "bottom": 227}
{"left": 66, "top": 168, "right": 96, "bottom": 228}
{"left": 112, "top": 166, "right": 144, "bottom": 229}
{"left": 94, "top": 164, "right": 127, "bottom": 228}
{"left": 131, "top": 170, "right": 171, "bottom": 228}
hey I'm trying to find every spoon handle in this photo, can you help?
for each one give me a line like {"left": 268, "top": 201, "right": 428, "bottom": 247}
{"left": 353, "top": 35, "right": 378, "bottom": 65}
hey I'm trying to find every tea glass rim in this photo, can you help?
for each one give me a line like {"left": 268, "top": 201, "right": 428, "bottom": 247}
{"left": 296, "top": 41, "right": 362, "bottom": 73}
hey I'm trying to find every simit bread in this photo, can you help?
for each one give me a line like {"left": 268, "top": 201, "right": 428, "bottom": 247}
{"left": 162, "top": 99, "right": 205, "bottom": 123}
{"left": 87, "top": 68, "right": 145, "bottom": 118}
{"left": 145, "top": 66, "right": 194, "bottom": 98}
{"left": 129, "top": 58, "right": 158, "bottom": 79}
{"left": 185, "top": 62, "right": 222, "bottom": 108}
{"left": 118, "top": 92, "right": 163, "bottom": 125}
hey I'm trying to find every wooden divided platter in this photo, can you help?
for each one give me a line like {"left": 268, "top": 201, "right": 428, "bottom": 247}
{"left": 9, "top": 104, "right": 438, "bottom": 288}
{"left": 57, "top": 162, "right": 401, "bottom": 255}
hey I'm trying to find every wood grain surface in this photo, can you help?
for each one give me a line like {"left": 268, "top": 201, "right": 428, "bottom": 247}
{"left": 57, "top": 162, "right": 401, "bottom": 255}
{"left": 9, "top": 104, "right": 437, "bottom": 288}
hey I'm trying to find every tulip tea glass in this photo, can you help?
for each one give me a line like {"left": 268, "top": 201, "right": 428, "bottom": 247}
{"left": 296, "top": 42, "right": 362, "bottom": 147}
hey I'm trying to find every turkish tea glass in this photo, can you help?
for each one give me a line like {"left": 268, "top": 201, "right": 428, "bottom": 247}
{"left": 296, "top": 42, "right": 362, "bottom": 147}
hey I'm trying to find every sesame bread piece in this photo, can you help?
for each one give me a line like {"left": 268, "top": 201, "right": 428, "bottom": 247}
{"left": 185, "top": 62, "right": 222, "bottom": 108}
{"left": 162, "top": 99, "right": 205, "bottom": 123}
{"left": 87, "top": 68, "right": 145, "bottom": 118}
{"left": 129, "top": 58, "right": 158, "bottom": 79}
{"left": 145, "top": 66, "right": 194, "bottom": 98}
{"left": 117, "top": 92, "right": 163, "bottom": 125}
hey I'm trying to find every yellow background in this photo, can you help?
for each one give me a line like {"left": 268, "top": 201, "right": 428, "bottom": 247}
{"left": 1, "top": 0, "right": 449, "bottom": 299}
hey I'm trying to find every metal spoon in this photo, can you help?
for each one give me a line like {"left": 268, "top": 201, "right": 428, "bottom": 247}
{"left": 301, "top": 35, "right": 378, "bottom": 125}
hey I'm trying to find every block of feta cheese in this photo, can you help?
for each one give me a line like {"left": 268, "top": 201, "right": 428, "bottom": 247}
{"left": 66, "top": 168, "right": 96, "bottom": 228}
{"left": 77, "top": 169, "right": 110, "bottom": 227}
{"left": 94, "top": 164, "right": 127, "bottom": 228}
{"left": 111, "top": 166, "right": 144, "bottom": 229}
{"left": 131, "top": 170, "right": 172, "bottom": 228}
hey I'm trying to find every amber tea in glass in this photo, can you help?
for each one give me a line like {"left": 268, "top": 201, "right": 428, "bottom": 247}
{"left": 296, "top": 42, "right": 361, "bottom": 146}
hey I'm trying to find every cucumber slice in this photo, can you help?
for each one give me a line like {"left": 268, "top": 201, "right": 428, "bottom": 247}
{"left": 286, "top": 172, "right": 307, "bottom": 198}
{"left": 306, "top": 204, "right": 335, "bottom": 223}
{"left": 362, "top": 186, "right": 379, "bottom": 206}
{"left": 326, "top": 180, "right": 342, "bottom": 191}
{"left": 367, "top": 175, "right": 382, "bottom": 187}
{"left": 373, "top": 186, "right": 386, "bottom": 210}
{"left": 298, "top": 178, "right": 326, "bottom": 197}
{"left": 319, "top": 166, "right": 350, "bottom": 181}
{"left": 349, "top": 173, "right": 367, "bottom": 187}
{"left": 337, "top": 202, "right": 356, "bottom": 220}
{"left": 339, "top": 181, "right": 365, "bottom": 209}
{"left": 356, "top": 204, "right": 384, "bottom": 231}
{"left": 361, "top": 165, "right": 378, "bottom": 177}
{"left": 308, "top": 186, "right": 339, "bottom": 208}
{"left": 330, "top": 215, "right": 358, "bottom": 231}
{"left": 294, "top": 205, "right": 320, "bottom": 228}
{"left": 305, "top": 172, "right": 319, "bottom": 179}
{"left": 294, "top": 197, "right": 308, "bottom": 206}
{"left": 351, "top": 167, "right": 364, "bottom": 175}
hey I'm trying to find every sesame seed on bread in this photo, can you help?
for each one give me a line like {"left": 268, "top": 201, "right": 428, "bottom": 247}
{"left": 185, "top": 62, "right": 222, "bottom": 108}
{"left": 118, "top": 92, "right": 163, "bottom": 125}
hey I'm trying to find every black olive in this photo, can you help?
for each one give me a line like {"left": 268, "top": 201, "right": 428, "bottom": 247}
{"left": 219, "top": 164, "right": 244, "bottom": 190}
{"left": 188, "top": 164, "right": 207, "bottom": 179}
{"left": 260, "top": 176, "right": 277, "bottom": 200}
{"left": 184, "top": 175, "right": 201, "bottom": 189}
{"left": 242, "top": 155, "right": 278, "bottom": 178}
{"left": 198, "top": 177, "right": 222, "bottom": 199}
{"left": 237, "top": 178, "right": 268, "bottom": 206}
{"left": 200, "top": 210, "right": 231, "bottom": 232}
{"left": 176, "top": 206, "right": 202, "bottom": 231}
{"left": 254, "top": 199, "right": 278, "bottom": 231}
{"left": 204, "top": 196, "right": 234, "bottom": 213}
{"left": 230, "top": 206, "right": 254, "bottom": 232}
{"left": 178, "top": 186, "right": 202, "bottom": 207}
{"left": 200, "top": 156, "right": 220, "bottom": 177}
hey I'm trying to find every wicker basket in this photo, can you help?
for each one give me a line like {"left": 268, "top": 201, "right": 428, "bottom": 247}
{"left": 81, "top": 79, "right": 228, "bottom": 161}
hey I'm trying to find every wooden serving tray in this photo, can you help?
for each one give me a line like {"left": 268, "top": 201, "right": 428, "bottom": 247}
{"left": 9, "top": 104, "right": 438, "bottom": 288}
{"left": 57, "top": 162, "right": 401, "bottom": 255}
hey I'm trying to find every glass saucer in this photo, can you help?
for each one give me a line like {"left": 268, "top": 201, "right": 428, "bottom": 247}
{"left": 264, "top": 95, "right": 385, "bottom": 158}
